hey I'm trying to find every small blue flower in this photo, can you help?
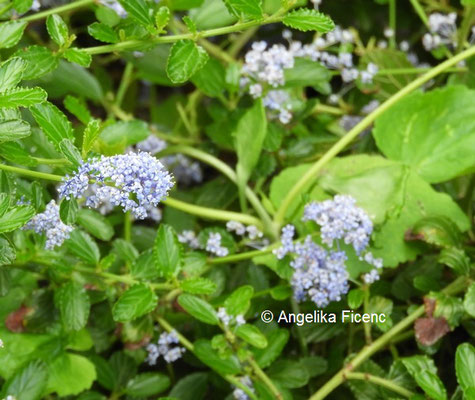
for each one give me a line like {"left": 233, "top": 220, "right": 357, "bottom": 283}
{"left": 206, "top": 232, "right": 229, "bottom": 257}
{"left": 146, "top": 330, "right": 185, "bottom": 365}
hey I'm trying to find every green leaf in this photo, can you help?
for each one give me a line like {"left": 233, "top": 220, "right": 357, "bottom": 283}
{"left": 0, "top": 237, "right": 16, "bottom": 266}
{"left": 234, "top": 100, "right": 267, "bottom": 203}
{"left": 430, "top": 292, "right": 464, "bottom": 329}
{"left": 125, "top": 373, "right": 170, "bottom": 397}
{"left": 0, "top": 266, "right": 11, "bottom": 295}
{"left": 59, "top": 138, "right": 82, "bottom": 166}
{"left": 235, "top": 324, "right": 268, "bottom": 348}
{"left": 169, "top": 373, "right": 208, "bottom": 400}
{"left": 59, "top": 198, "right": 78, "bottom": 225}
{"left": 0, "top": 21, "right": 27, "bottom": 49}
{"left": 46, "top": 14, "right": 69, "bottom": 47}
{"left": 0, "top": 87, "right": 47, "bottom": 108}
{"left": 166, "top": 40, "right": 209, "bottom": 84}
{"left": 283, "top": 9, "right": 335, "bottom": 32}
{"left": 0, "top": 205, "right": 34, "bottom": 233}
{"left": 193, "top": 339, "right": 241, "bottom": 374}
{"left": 64, "top": 95, "right": 92, "bottom": 125}
{"left": 268, "top": 360, "right": 310, "bottom": 388}
{"left": 112, "top": 284, "right": 158, "bottom": 322}
{"left": 464, "top": 283, "right": 475, "bottom": 319}
{"left": 82, "top": 119, "right": 101, "bottom": 156}
{"left": 56, "top": 281, "right": 90, "bottom": 331}
{"left": 153, "top": 224, "right": 182, "bottom": 278}
{"left": 284, "top": 58, "right": 331, "bottom": 89}
{"left": 254, "top": 329, "right": 289, "bottom": 368}
{"left": 155, "top": 6, "right": 170, "bottom": 33}
{"left": 77, "top": 209, "right": 114, "bottom": 241}
{"left": 131, "top": 249, "right": 159, "bottom": 280}
{"left": 222, "top": 0, "right": 263, "bottom": 19}
{"left": 347, "top": 288, "right": 364, "bottom": 309}
{"left": 402, "top": 356, "right": 447, "bottom": 400}
{"left": 67, "top": 230, "right": 100, "bottom": 264}
{"left": 14, "top": 46, "right": 59, "bottom": 80}
{"left": 177, "top": 294, "right": 219, "bottom": 325}
{"left": 46, "top": 353, "right": 97, "bottom": 396}
{"left": 63, "top": 48, "right": 92, "bottom": 68}
{"left": 411, "top": 216, "right": 462, "bottom": 248}
{"left": 113, "top": 239, "right": 139, "bottom": 263}
{"left": 30, "top": 102, "right": 74, "bottom": 152}
{"left": 373, "top": 86, "right": 475, "bottom": 183}
{"left": 180, "top": 277, "right": 217, "bottom": 294}
{"left": 455, "top": 343, "right": 475, "bottom": 395}
{"left": 88, "top": 22, "right": 119, "bottom": 43}
{"left": 3, "top": 360, "right": 48, "bottom": 400}
{"left": 438, "top": 248, "right": 471, "bottom": 276}
{"left": 98, "top": 119, "right": 149, "bottom": 151}
{"left": 191, "top": 58, "right": 225, "bottom": 97}
{"left": 367, "top": 296, "right": 393, "bottom": 332}
{"left": 224, "top": 285, "right": 254, "bottom": 315}
{"left": 14, "top": 0, "right": 34, "bottom": 14}
{"left": 0, "top": 119, "right": 31, "bottom": 143}
{"left": 0, "top": 57, "right": 27, "bottom": 91}
{"left": 118, "top": 0, "right": 154, "bottom": 27}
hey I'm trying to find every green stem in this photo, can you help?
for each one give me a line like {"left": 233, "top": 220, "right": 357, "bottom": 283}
{"left": 313, "top": 103, "right": 345, "bottom": 116}
{"left": 207, "top": 244, "right": 276, "bottom": 264}
{"left": 247, "top": 357, "right": 283, "bottom": 400}
{"left": 345, "top": 372, "right": 414, "bottom": 398}
{"left": 32, "top": 157, "right": 70, "bottom": 165}
{"left": 115, "top": 62, "right": 134, "bottom": 108}
{"left": 124, "top": 211, "right": 131, "bottom": 242}
{"left": 228, "top": 26, "right": 259, "bottom": 58}
{"left": 388, "top": 0, "right": 396, "bottom": 48}
{"left": 363, "top": 285, "right": 372, "bottom": 344}
{"left": 0, "top": 163, "right": 63, "bottom": 182}
{"left": 163, "top": 197, "right": 262, "bottom": 228}
{"left": 158, "top": 145, "right": 276, "bottom": 238}
{"left": 20, "top": 0, "right": 94, "bottom": 22}
{"left": 408, "top": 0, "right": 429, "bottom": 28}
{"left": 458, "top": 6, "right": 475, "bottom": 52}
{"left": 83, "top": 15, "right": 284, "bottom": 55}
{"left": 274, "top": 45, "right": 475, "bottom": 228}
{"left": 157, "top": 317, "right": 258, "bottom": 400}
{"left": 377, "top": 67, "right": 466, "bottom": 75}
{"left": 309, "top": 276, "right": 470, "bottom": 400}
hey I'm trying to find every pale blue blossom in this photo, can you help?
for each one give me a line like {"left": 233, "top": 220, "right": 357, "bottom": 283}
{"left": 146, "top": 330, "right": 185, "bottom": 365}
{"left": 206, "top": 233, "right": 229, "bottom": 257}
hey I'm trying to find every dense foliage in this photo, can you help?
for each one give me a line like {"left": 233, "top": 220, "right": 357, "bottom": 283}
{"left": 0, "top": 0, "right": 474, "bottom": 399}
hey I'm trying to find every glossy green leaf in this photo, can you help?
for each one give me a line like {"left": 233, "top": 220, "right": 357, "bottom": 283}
{"left": 235, "top": 324, "right": 268, "bottom": 348}
{"left": 112, "top": 284, "right": 158, "bottom": 322}
{"left": 118, "top": 0, "right": 154, "bottom": 27}
{"left": 0, "top": 237, "right": 15, "bottom": 266}
{"left": 77, "top": 209, "right": 114, "bottom": 241}
{"left": 283, "top": 9, "right": 335, "bottom": 32}
{"left": 63, "top": 48, "right": 92, "bottom": 68}
{"left": 56, "top": 281, "right": 90, "bottom": 331}
{"left": 46, "top": 14, "right": 69, "bottom": 47}
{"left": 67, "top": 230, "right": 100, "bottom": 264}
{"left": 0, "top": 87, "right": 47, "bottom": 108}
{"left": 155, "top": 6, "right": 170, "bottom": 32}
{"left": 14, "top": 46, "right": 59, "bottom": 80}
{"left": 0, "top": 120, "right": 31, "bottom": 143}
{"left": 254, "top": 329, "right": 289, "bottom": 368}
{"left": 180, "top": 277, "right": 217, "bottom": 294}
{"left": 0, "top": 21, "right": 27, "bottom": 49}
{"left": 455, "top": 343, "right": 475, "bottom": 395}
{"left": 0, "top": 57, "right": 27, "bottom": 91}
{"left": 177, "top": 294, "right": 219, "bottom": 325}
{"left": 193, "top": 339, "right": 241, "bottom": 374}
{"left": 125, "top": 372, "right": 170, "bottom": 397}
{"left": 223, "top": 0, "right": 262, "bottom": 19}
{"left": 167, "top": 40, "right": 209, "bottom": 84}
{"left": 373, "top": 86, "right": 475, "bottom": 183}
{"left": 347, "top": 288, "right": 364, "bottom": 309}
{"left": 463, "top": 283, "right": 475, "bottom": 319}
{"left": 87, "top": 22, "right": 119, "bottom": 43}
{"left": 0, "top": 205, "right": 34, "bottom": 233}
{"left": 59, "top": 138, "right": 82, "bottom": 166}
{"left": 3, "top": 360, "right": 48, "bottom": 400}
{"left": 59, "top": 198, "right": 78, "bottom": 225}
{"left": 154, "top": 224, "right": 182, "bottom": 278}
{"left": 224, "top": 285, "right": 254, "bottom": 315}
{"left": 268, "top": 360, "right": 310, "bottom": 388}
{"left": 438, "top": 248, "right": 471, "bottom": 276}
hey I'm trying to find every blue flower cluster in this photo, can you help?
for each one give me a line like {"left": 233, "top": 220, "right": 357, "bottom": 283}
{"left": 232, "top": 376, "right": 255, "bottom": 400}
{"left": 146, "top": 330, "right": 186, "bottom": 365}
{"left": 274, "top": 195, "right": 383, "bottom": 307}
{"left": 206, "top": 232, "right": 229, "bottom": 257}
{"left": 58, "top": 152, "right": 174, "bottom": 220}
{"left": 23, "top": 200, "right": 74, "bottom": 250}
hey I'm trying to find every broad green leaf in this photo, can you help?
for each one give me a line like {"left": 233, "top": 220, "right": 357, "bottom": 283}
{"left": 0, "top": 205, "right": 34, "bottom": 233}
{"left": 30, "top": 102, "right": 73, "bottom": 152}
{"left": 368, "top": 296, "right": 393, "bottom": 331}
{"left": 0, "top": 120, "right": 31, "bottom": 143}
{"left": 300, "top": 356, "right": 328, "bottom": 378}
{"left": 193, "top": 339, "right": 241, "bottom": 374}
{"left": 113, "top": 239, "right": 139, "bottom": 263}
{"left": 46, "top": 14, "right": 69, "bottom": 47}
{"left": 254, "top": 329, "right": 289, "bottom": 368}
{"left": 430, "top": 292, "right": 464, "bottom": 329}
{"left": 168, "top": 373, "right": 208, "bottom": 400}
{"left": 56, "top": 281, "right": 90, "bottom": 331}
{"left": 464, "top": 283, "right": 475, "bottom": 318}
{"left": 46, "top": 353, "right": 97, "bottom": 396}
{"left": 284, "top": 58, "right": 331, "bottom": 90}
{"left": 0, "top": 21, "right": 27, "bottom": 49}
{"left": 118, "top": 0, "right": 154, "bottom": 27}
{"left": 87, "top": 22, "right": 119, "bottom": 43}
{"left": 438, "top": 248, "right": 471, "bottom": 276}
{"left": 347, "top": 288, "right": 364, "bottom": 309}
{"left": 14, "top": 46, "right": 59, "bottom": 80}
{"left": 283, "top": 9, "right": 335, "bottom": 32}
{"left": 180, "top": 277, "right": 217, "bottom": 294}
{"left": 14, "top": 0, "right": 34, "bottom": 14}
{"left": 59, "top": 198, "right": 78, "bottom": 225}
{"left": 131, "top": 249, "right": 159, "bottom": 280}
{"left": 3, "top": 360, "right": 48, "bottom": 400}
{"left": 402, "top": 355, "right": 446, "bottom": 400}
{"left": 373, "top": 86, "right": 475, "bottom": 183}
{"left": 77, "top": 209, "right": 114, "bottom": 241}
{"left": 268, "top": 360, "right": 310, "bottom": 388}
{"left": 0, "top": 57, "right": 27, "bottom": 91}
{"left": 235, "top": 324, "right": 268, "bottom": 348}
{"left": 112, "top": 284, "right": 158, "bottom": 322}
{"left": 224, "top": 285, "right": 254, "bottom": 315}
{"left": 64, "top": 95, "right": 92, "bottom": 125}
{"left": 0, "top": 141, "right": 36, "bottom": 166}
{"left": 166, "top": 40, "right": 209, "bottom": 84}
{"left": 191, "top": 58, "right": 225, "bottom": 97}
{"left": 234, "top": 100, "right": 267, "bottom": 203}
{"left": 223, "top": 0, "right": 263, "bottom": 19}
{"left": 82, "top": 119, "right": 101, "bottom": 156}
{"left": 455, "top": 343, "right": 475, "bottom": 395}
{"left": 98, "top": 119, "right": 149, "bottom": 151}
{"left": 63, "top": 48, "right": 92, "bottom": 68}
{"left": 0, "top": 193, "right": 9, "bottom": 216}
{"left": 411, "top": 216, "right": 462, "bottom": 248}
{"left": 0, "top": 237, "right": 15, "bottom": 266}
{"left": 125, "top": 373, "right": 170, "bottom": 397}
{"left": 177, "top": 294, "right": 219, "bottom": 325}
{"left": 0, "top": 87, "right": 47, "bottom": 108}
{"left": 67, "top": 230, "right": 100, "bottom": 264}
{"left": 59, "top": 138, "right": 82, "bottom": 166}
{"left": 153, "top": 224, "right": 182, "bottom": 278}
